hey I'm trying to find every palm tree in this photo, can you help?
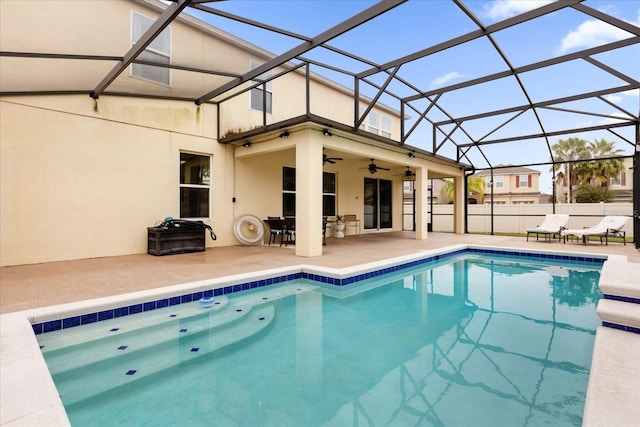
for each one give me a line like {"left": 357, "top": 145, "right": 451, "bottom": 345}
{"left": 583, "top": 138, "right": 625, "bottom": 187}
{"left": 440, "top": 176, "right": 486, "bottom": 204}
{"left": 550, "top": 137, "right": 590, "bottom": 203}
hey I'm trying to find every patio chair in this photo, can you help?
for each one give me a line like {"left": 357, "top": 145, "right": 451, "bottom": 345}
{"left": 322, "top": 216, "right": 328, "bottom": 246}
{"left": 561, "top": 216, "right": 629, "bottom": 245}
{"left": 265, "top": 217, "right": 286, "bottom": 246}
{"left": 526, "top": 214, "right": 570, "bottom": 242}
{"left": 283, "top": 216, "right": 296, "bottom": 246}
{"left": 343, "top": 214, "right": 361, "bottom": 236}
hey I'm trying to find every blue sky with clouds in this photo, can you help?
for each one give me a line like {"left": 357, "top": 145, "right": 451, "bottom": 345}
{"left": 189, "top": 0, "right": 639, "bottom": 193}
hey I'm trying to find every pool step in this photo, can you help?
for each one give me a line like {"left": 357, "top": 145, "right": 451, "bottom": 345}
{"left": 39, "top": 296, "right": 231, "bottom": 354}
{"left": 42, "top": 298, "right": 251, "bottom": 374}
{"left": 39, "top": 282, "right": 311, "bottom": 356}
{"left": 51, "top": 305, "right": 275, "bottom": 406}
{"left": 41, "top": 281, "right": 309, "bottom": 372}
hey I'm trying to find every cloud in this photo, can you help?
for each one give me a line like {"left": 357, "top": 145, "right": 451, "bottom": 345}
{"left": 556, "top": 9, "right": 640, "bottom": 54}
{"left": 481, "top": 0, "right": 554, "bottom": 21}
{"left": 600, "top": 111, "right": 634, "bottom": 125}
{"left": 600, "top": 91, "right": 638, "bottom": 121}
{"left": 604, "top": 94, "right": 623, "bottom": 104}
{"left": 621, "top": 88, "right": 640, "bottom": 98}
{"left": 430, "top": 71, "right": 464, "bottom": 89}
{"left": 557, "top": 21, "right": 631, "bottom": 53}
{"left": 605, "top": 90, "right": 639, "bottom": 103}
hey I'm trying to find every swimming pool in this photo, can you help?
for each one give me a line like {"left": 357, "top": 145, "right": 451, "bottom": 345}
{"left": 37, "top": 250, "right": 603, "bottom": 426}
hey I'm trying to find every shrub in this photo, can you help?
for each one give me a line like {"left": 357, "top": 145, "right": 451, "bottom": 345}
{"left": 574, "top": 184, "right": 611, "bottom": 203}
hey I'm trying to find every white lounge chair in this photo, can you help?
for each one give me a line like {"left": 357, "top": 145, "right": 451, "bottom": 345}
{"left": 561, "top": 216, "right": 629, "bottom": 246}
{"left": 526, "top": 214, "right": 570, "bottom": 242}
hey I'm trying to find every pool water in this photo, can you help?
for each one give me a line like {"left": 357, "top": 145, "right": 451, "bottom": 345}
{"left": 38, "top": 253, "right": 603, "bottom": 426}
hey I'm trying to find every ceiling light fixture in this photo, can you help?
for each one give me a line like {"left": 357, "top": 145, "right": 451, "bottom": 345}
{"left": 322, "top": 129, "right": 332, "bottom": 137}
{"left": 241, "top": 141, "right": 251, "bottom": 148}
{"left": 279, "top": 131, "right": 289, "bottom": 139}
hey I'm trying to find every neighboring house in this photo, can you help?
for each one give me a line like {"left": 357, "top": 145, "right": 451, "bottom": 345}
{"left": 475, "top": 166, "right": 541, "bottom": 204}
{"left": 553, "top": 157, "right": 633, "bottom": 203}
{"left": 0, "top": 0, "right": 466, "bottom": 266}
{"left": 608, "top": 157, "right": 633, "bottom": 202}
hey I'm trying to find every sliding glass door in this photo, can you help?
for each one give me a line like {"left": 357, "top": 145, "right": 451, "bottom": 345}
{"left": 364, "top": 178, "right": 392, "bottom": 230}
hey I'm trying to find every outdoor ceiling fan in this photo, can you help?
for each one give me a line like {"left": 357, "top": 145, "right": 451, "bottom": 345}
{"left": 396, "top": 166, "right": 416, "bottom": 179}
{"left": 323, "top": 150, "right": 343, "bottom": 165}
{"left": 361, "top": 159, "right": 390, "bottom": 174}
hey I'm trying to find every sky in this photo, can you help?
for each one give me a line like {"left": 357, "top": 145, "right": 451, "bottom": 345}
{"left": 186, "top": 0, "right": 640, "bottom": 194}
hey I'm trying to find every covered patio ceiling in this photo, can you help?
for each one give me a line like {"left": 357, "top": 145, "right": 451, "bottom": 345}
{"left": 1, "top": 0, "right": 639, "bottom": 171}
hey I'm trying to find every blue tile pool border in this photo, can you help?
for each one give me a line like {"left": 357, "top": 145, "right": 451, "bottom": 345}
{"left": 32, "top": 247, "right": 606, "bottom": 335}
{"left": 601, "top": 295, "right": 640, "bottom": 335}
{"left": 603, "top": 294, "right": 640, "bottom": 305}
{"left": 602, "top": 322, "right": 640, "bottom": 334}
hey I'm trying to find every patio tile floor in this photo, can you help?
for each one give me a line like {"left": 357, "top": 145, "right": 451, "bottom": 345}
{"left": 2, "top": 231, "right": 637, "bottom": 314}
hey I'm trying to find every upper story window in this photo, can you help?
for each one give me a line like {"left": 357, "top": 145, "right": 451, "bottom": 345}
{"left": 358, "top": 105, "right": 366, "bottom": 130}
{"left": 517, "top": 175, "right": 531, "bottom": 188}
{"left": 610, "top": 171, "right": 625, "bottom": 186}
{"left": 493, "top": 176, "right": 504, "bottom": 189}
{"left": 359, "top": 104, "right": 391, "bottom": 137}
{"left": 368, "top": 110, "right": 379, "bottom": 134}
{"left": 250, "top": 61, "right": 273, "bottom": 114}
{"left": 381, "top": 116, "right": 392, "bottom": 138}
{"left": 131, "top": 11, "right": 171, "bottom": 86}
{"left": 180, "top": 152, "right": 210, "bottom": 218}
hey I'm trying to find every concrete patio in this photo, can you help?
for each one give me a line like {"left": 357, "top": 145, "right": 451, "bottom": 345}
{"left": 2, "top": 231, "right": 638, "bottom": 314}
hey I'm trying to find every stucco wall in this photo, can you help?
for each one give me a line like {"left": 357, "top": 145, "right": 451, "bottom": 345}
{"left": 0, "top": 95, "right": 231, "bottom": 266}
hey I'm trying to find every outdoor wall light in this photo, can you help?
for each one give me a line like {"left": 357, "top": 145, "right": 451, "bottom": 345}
{"left": 279, "top": 131, "right": 289, "bottom": 139}
{"left": 408, "top": 152, "right": 415, "bottom": 158}
{"left": 241, "top": 141, "right": 251, "bottom": 148}
{"left": 322, "top": 128, "right": 333, "bottom": 137}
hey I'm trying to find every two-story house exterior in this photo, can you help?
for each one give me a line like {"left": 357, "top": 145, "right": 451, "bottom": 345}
{"left": 0, "top": 0, "right": 466, "bottom": 266}
{"left": 475, "top": 166, "right": 541, "bottom": 204}
{"left": 608, "top": 158, "right": 634, "bottom": 202}
{"left": 553, "top": 157, "right": 634, "bottom": 203}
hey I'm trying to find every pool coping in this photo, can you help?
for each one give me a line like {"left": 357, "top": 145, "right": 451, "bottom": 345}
{"left": 0, "top": 243, "right": 636, "bottom": 427}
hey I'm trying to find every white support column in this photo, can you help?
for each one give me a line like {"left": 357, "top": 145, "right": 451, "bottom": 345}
{"left": 415, "top": 167, "right": 429, "bottom": 240}
{"left": 454, "top": 175, "right": 465, "bottom": 234}
{"left": 295, "top": 133, "right": 323, "bottom": 257}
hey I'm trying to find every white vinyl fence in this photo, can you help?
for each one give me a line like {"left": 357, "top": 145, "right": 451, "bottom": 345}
{"left": 431, "top": 202, "right": 634, "bottom": 237}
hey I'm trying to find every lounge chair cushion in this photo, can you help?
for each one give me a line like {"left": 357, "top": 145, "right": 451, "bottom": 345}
{"left": 560, "top": 216, "right": 629, "bottom": 238}
{"left": 526, "top": 214, "right": 570, "bottom": 234}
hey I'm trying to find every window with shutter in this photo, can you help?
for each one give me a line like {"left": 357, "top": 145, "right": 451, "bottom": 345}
{"left": 611, "top": 172, "right": 624, "bottom": 186}
{"left": 518, "top": 175, "right": 528, "bottom": 188}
